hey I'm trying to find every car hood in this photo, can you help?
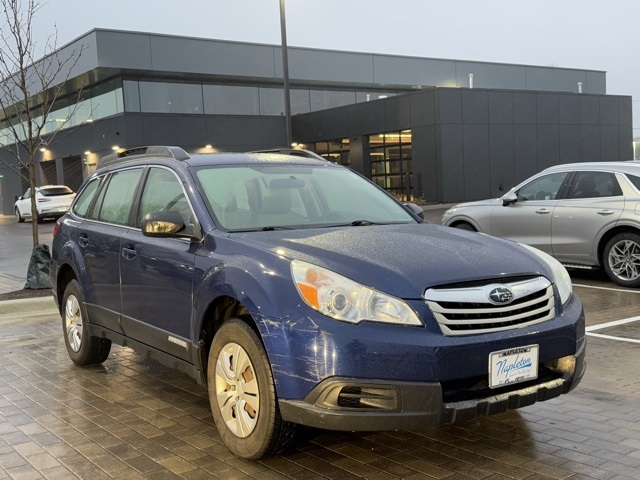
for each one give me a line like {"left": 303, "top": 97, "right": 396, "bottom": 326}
{"left": 230, "top": 223, "right": 551, "bottom": 299}
{"left": 448, "top": 198, "right": 502, "bottom": 209}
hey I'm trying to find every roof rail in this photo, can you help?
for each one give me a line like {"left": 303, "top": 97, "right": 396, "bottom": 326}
{"left": 98, "top": 146, "right": 190, "bottom": 168}
{"left": 251, "top": 148, "right": 328, "bottom": 162}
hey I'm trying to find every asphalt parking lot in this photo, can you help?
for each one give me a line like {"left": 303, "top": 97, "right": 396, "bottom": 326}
{"left": 0, "top": 211, "right": 639, "bottom": 479}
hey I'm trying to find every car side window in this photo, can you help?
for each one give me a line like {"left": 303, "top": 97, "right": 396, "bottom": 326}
{"left": 73, "top": 178, "right": 102, "bottom": 218}
{"left": 91, "top": 169, "right": 143, "bottom": 225}
{"left": 517, "top": 173, "right": 569, "bottom": 201}
{"left": 137, "top": 167, "right": 196, "bottom": 228}
{"left": 23, "top": 189, "right": 31, "bottom": 199}
{"left": 566, "top": 171, "right": 622, "bottom": 199}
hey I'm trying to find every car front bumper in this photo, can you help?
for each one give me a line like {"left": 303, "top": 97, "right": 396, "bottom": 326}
{"left": 279, "top": 336, "right": 586, "bottom": 431}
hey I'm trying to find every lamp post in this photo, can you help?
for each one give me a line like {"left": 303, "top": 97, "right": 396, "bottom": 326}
{"left": 279, "top": 0, "right": 293, "bottom": 146}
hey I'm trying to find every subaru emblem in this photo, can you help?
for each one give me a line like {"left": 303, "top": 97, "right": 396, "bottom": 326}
{"left": 488, "top": 287, "right": 514, "bottom": 304}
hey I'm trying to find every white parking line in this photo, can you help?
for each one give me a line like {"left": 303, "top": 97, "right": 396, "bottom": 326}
{"left": 573, "top": 283, "right": 640, "bottom": 294}
{"left": 572, "top": 283, "right": 640, "bottom": 343}
{"left": 586, "top": 315, "right": 640, "bottom": 332}
{"left": 586, "top": 332, "right": 640, "bottom": 344}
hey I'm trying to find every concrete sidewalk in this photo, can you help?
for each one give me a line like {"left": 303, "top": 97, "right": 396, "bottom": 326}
{"left": 0, "top": 296, "right": 58, "bottom": 318}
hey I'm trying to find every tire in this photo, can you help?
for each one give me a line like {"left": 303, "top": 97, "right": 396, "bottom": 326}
{"left": 603, "top": 232, "right": 640, "bottom": 288}
{"left": 15, "top": 208, "right": 24, "bottom": 223}
{"left": 453, "top": 222, "right": 476, "bottom": 232}
{"left": 62, "top": 279, "right": 112, "bottom": 365}
{"left": 208, "top": 318, "right": 297, "bottom": 460}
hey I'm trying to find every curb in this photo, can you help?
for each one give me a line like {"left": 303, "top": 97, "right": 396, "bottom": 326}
{"left": 0, "top": 296, "right": 58, "bottom": 319}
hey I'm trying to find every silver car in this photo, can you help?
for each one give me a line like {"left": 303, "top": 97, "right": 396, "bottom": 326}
{"left": 442, "top": 161, "right": 640, "bottom": 287}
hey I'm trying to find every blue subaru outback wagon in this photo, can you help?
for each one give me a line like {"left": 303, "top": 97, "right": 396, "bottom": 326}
{"left": 50, "top": 146, "right": 585, "bottom": 459}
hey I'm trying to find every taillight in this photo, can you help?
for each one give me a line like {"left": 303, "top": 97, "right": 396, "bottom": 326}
{"left": 37, "top": 197, "right": 50, "bottom": 202}
{"left": 53, "top": 219, "right": 61, "bottom": 237}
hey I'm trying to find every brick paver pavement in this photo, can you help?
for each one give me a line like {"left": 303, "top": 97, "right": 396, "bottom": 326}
{"left": 0, "top": 285, "right": 639, "bottom": 479}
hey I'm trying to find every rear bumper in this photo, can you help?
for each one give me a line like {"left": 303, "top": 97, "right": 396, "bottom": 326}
{"left": 279, "top": 337, "right": 586, "bottom": 431}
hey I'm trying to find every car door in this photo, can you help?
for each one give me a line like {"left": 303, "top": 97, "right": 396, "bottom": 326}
{"left": 76, "top": 168, "right": 144, "bottom": 332}
{"left": 120, "top": 167, "right": 198, "bottom": 361}
{"left": 16, "top": 188, "right": 31, "bottom": 217}
{"left": 551, "top": 171, "right": 624, "bottom": 264}
{"left": 490, "top": 172, "right": 570, "bottom": 254}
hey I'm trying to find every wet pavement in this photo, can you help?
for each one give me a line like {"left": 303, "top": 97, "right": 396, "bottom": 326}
{"left": 1, "top": 212, "right": 639, "bottom": 479}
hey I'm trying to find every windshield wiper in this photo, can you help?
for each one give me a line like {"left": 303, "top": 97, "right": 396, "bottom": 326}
{"left": 261, "top": 226, "right": 294, "bottom": 231}
{"left": 349, "top": 220, "right": 379, "bottom": 226}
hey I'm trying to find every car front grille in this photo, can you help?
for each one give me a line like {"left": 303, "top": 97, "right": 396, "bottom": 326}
{"left": 424, "top": 277, "right": 555, "bottom": 335}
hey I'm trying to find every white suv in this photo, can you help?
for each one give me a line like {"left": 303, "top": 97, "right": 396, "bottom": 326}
{"left": 14, "top": 185, "right": 76, "bottom": 223}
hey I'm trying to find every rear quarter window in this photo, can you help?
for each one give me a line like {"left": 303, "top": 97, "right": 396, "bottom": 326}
{"left": 72, "top": 178, "right": 101, "bottom": 218}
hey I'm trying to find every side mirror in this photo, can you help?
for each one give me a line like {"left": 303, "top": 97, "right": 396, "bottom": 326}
{"left": 501, "top": 192, "right": 517, "bottom": 206}
{"left": 141, "top": 210, "right": 201, "bottom": 241}
{"left": 403, "top": 202, "right": 425, "bottom": 221}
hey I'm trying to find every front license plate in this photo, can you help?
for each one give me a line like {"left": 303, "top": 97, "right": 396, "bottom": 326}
{"left": 488, "top": 345, "right": 538, "bottom": 388}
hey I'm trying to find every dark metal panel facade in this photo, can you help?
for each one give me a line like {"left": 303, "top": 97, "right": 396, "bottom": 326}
{"left": 489, "top": 124, "right": 515, "bottom": 197}
{"left": 537, "top": 124, "right": 560, "bottom": 170}
{"left": 489, "top": 92, "right": 514, "bottom": 124}
{"left": 463, "top": 124, "right": 491, "bottom": 200}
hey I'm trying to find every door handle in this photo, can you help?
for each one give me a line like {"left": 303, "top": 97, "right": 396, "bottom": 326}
{"left": 78, "top": 234, "right": 89, "bottom": 248}
{"left": 122, "top": 244, "right": 136, "bottom": 260}
{"left": 597, "top": 210, "right": 614, "bottom": 216}
{"left": 535, "top": 209, "right": 551, "bottom": 214}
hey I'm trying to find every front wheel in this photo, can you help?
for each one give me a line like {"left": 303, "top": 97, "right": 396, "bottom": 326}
{"left": 603, "top": 232, "right": 640, "bottom": 287}
{"left": 453, "top": 221, "right": 476, "bottom": 232}
{"left": 15, "top": 208, "right": 24, "bottom": 223}
{"left": 62, "top": 279, "right": 112, "bottom": 365}
{"left": 208, "top": 318, "right": 297, "bottom": 460}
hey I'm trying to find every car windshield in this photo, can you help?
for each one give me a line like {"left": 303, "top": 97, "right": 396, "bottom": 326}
{"left": 193, "top": 163, "right": 416, "bottom": 231}
{"left": 39, "top": 186, "right": 73, "bottom": 196}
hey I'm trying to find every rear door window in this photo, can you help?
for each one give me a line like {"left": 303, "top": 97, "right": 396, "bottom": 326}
{"left": 566, "top": 171, "right": 622, "bottom": 199}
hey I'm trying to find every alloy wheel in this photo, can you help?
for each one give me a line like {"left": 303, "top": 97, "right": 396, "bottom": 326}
{"left": 214, "top": 342, "right": 260, "bottom": 438}
{"left": 608, "top": 239, "right": 640, "bottom": 282}
{"left": 65, "top": 294, "right": 83, "bottom": 352}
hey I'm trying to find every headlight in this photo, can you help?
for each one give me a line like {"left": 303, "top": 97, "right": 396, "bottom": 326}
{"left": 519, "top": 244, "right": 572, "bottom": 305}
{"left": 291, "top": 260, "right": 422, "bottom": 326}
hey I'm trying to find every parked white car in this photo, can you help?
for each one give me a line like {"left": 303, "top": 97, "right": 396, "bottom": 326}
{"left": 14, "top": 185, "right": 76, "bottom": 223}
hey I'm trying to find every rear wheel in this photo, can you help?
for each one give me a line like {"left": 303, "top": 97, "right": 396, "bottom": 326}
{"left": 15, "top": 208, "right": 24, "bottom": 223}
{"left": 208, "top": 318, "right": 297, "bottom": 460}
{"left": 62, "top": 280, "right": 112, "bottom": 365}
{"left": 603, "top": 232, "right": 640, "bottom": 287}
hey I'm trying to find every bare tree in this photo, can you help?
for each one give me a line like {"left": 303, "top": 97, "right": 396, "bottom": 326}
{"left": 0, "top": 0, "right": 85, "bottom": 246}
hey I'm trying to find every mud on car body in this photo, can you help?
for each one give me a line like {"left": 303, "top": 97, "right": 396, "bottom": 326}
{"left": 50, "top": 146, "right": 586, "bottom": 459}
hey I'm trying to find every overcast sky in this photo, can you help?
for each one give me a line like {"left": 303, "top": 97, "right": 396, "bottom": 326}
{"left": 30, "top": 0, "right": 640, "bottom": 135}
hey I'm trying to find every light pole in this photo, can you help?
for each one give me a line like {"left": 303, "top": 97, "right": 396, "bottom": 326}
{"left": 279, "top": 0, "right": 292, "bottom": 146}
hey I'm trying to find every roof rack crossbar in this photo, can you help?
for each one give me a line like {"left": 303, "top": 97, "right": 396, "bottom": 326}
{"left": 98, "top": 146, "right": 190, "bottom": 168}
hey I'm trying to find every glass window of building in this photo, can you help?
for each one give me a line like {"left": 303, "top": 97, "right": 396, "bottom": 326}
{"left": 139, "top": 81, "right": 204, "bottom": 114}
{"left": 123, "top": 80, "right": 141, "bottom": 112}
{"left": 369, "top": 130, "right": 413, "bottom": 201}
{"left": 310, "top": 90, "right": 356, "bottom": 111}
{"left": 291, "top": 89, "right": 311, "bottom": 115}
{"left": 204, "top": 85, "right": 260, "bottom": 115}
{"left": 313, "top": 139, "right": 350, "bottom": 167}
{"left": 259, "top": 87, "right": 285, "bottom": 116}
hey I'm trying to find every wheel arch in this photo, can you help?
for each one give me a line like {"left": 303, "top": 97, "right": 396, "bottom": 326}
{"left": 449, "top": 219, "right": 479, "bottom": 231}
{"left": 54, "top": 263, "right": 78, "bottom": 313}
{"left": 197, "top": 295, "right": 256, "bottom": 384}
{"left": 597, "top": 225, "right": 640, "bottom": 267}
